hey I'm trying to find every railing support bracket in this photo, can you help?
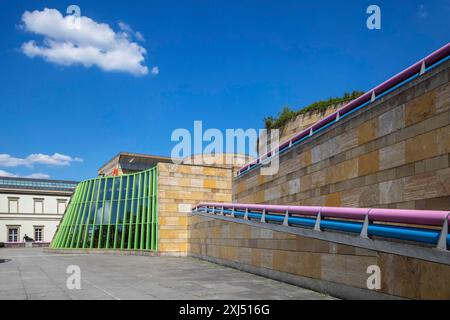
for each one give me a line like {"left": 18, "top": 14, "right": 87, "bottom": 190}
{"left": 360, "top": 213, "right": 370, "bottom": 239}
{"left": 436, "top": 213, "right": 449, "bottom": 251}
{"left": 314, "top": 212, "right": 322, "bottom": 231}
{"left": 244, "top": 208, "right": 249, "bottom": 220}
{"left": 283, "top": 210, "right": 290, "bottom": 226}
{"left": 420, "top": 60, "right": 426, "bottom": 75}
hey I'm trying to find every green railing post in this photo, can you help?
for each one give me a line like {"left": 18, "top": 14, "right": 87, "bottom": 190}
{"left": 120, "top": 175, "right": 130, "bottom": 249}
{"left": 52, "top": 167, "right": 158, "bottom": 252}
{"left": 152, "top": 168, "right": 158, "bottom": 251}
{"left": 52, "top": 185, "right": 79, "bottom": 248}
{"left": 146, "top": 170, "right": 152, "bottom": 250}
{"left": 105, "top": 177, "right": 116, "bottom": 249}
{"left": 68, "top": 181, "right": 88, "bottom": 248}
{"left": 113, "top": 176, "right": 123, "bottom": 249}
{"left": 89, "top": 178, "right": 103, "bottom": 248}
{"left": 140, "top": 171, "right": 148, "bottom": 250}
{"left": 134, "top": 173, "right": 143, "bottom": 250}
{"left": 62, "top": 182, "right": 86, "bottom": 248}
{"left": 56, "top": 183, "right": 81, "bottom": 248}
{"left": 82, "top": 179, "right": 97, "bottom": 248}
{"left": 98, "top": 178, "right": 108, "bottom": 248}
{"left": 127, "top": 175, "right": 137, "bottom": 249}
{"left": 73, "top": 180, "right": 92, "bottom": 248}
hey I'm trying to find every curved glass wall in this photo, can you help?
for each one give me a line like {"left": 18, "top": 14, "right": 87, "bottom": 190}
{"left": 51, "top": 167, "right": 158, "bottom": 251}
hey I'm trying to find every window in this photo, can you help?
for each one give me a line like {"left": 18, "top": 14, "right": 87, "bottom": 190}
{"left": 7, "top": 227, "right": 19, "bottom": 242}
{"left": 34, "top": 227, "right": 43, "bottom": 242}
{"left": 57, "top": 199, "right": 67, "bottom": 214}
{"left": 8, "top": 197, "right": 19, "bottom": 213}
{"left": 34, "top": 198, "right": 44, "bottom": 214}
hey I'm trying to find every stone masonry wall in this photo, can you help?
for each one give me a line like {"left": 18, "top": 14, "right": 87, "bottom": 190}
{"left": 259, "top": 103, "right": 345, "bottom": 155}
{"left": 235, "top": 60, "right": 450, "bottom": 210}
{"left": 157, "top": 163, "right": 232, "bottom": 255}
{"left": 188, "top": 214, "right": 450, "bottom": 299}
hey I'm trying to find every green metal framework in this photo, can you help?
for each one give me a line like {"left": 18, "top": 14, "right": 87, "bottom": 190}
{"left": 51, "top": 167, "right": 158, "bottom": 251}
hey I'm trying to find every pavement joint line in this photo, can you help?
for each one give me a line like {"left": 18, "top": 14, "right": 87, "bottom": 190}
{"left": 37, "top": 256, "right": 74, "bottom": 300}
{"left": 56, "top": 256, "right": 147, "bottom": 299}
{"left": 82, "top": 278, "right": 121, "bottom": 300}
{"left": 16, "top": 264, "right": 29, "bottom": 300}
{"left": 37, "top": 253, "right": 122, "bottom": 300}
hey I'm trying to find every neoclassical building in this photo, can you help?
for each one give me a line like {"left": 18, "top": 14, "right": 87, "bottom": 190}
{"left": 0, "top": 176, "right": 78, "bottom": 246}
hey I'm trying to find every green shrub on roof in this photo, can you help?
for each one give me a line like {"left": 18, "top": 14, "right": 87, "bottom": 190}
{"left": 264, "top": 90, "right": 364, "bottom": 130}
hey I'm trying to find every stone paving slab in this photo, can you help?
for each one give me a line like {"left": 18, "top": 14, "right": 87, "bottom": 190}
{"left": 0, "top": 248, "right": 335, "bottom": 300}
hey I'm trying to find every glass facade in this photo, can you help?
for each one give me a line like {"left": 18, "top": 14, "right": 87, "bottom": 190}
{"left": 51, "top": 167, "right": 158, "bottom": 251}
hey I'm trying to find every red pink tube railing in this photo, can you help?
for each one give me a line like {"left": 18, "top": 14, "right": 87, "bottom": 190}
{"left": 238, "top": 42, "right": 450, "bottom": 175}
{"left": 193, "top": 202, "right": 450, "bottom": 250}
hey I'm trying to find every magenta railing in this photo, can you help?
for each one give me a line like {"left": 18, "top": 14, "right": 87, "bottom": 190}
{"left": 193, "top": 202, "right": 450, "bottom": 250}
{"left": 238, "top": 42, "right": 450, "bottom": 175}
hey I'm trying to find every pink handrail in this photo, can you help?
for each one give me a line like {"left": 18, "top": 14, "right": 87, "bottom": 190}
{"left": 194, "top": 202, "right": 450, "bottom": 227}
{"left": 238, "top": 42, "right": 450, "bottom": 175}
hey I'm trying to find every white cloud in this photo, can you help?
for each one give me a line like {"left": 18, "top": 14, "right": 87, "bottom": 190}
{"left": 26, "top": 173, "right": 51, "bottom": 179}
{"left": 0, "top": 170, "right": 50, "bottom": 179}
{"left": 151, "top": 66, "right": 159, "bottom": 75}
{"left": 0, "top": 170, "right": 17, "bottom": 177}
{"left": 0, "top": 153, "right": 83, "bottom": 168}
{"left": 0, "top": 154, "right": 27, "bottom": 167}
{"left": 21, "top": 8, "right": 149, "bottom": 76}
{"left": 418, "top": 4, "right": 429, "bottom": 19}
{"left": 118, "top": 21, "right": 145, "bottom": 42}
{"left": 135, "top": 31, "right": 145, "bottom": 42}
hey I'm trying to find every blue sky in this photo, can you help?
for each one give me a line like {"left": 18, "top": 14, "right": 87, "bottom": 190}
{"left": 0, "top": 0, "right": 449, "bottom": 181}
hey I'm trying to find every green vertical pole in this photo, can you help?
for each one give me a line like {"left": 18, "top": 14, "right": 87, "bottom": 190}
{"left": 152, "top": 168, "right": 158, "bottom": 251}
{"left": 120, "top": 175, "right": 130, "bottom": 249}
{"left": 62, "top": 182, "right": 86, "bottom": 248}
{"left": 90, "top": 178, "right": 103, "bottom": 249}
{"left": 140, "top": 171, "right": 148, "bottom": 249}
{"left": 69, "top": 180, "right": 90, "bottom": 248}
{"left": 113, "top": 176, "right": 123, "bottom": 249}
{"left": 56, "top": 183, "right": 81, "bottom": 248}
{"left": 77, "top": 180, "right": 94, "bottom": 248}
{"left": 105, "top": 177, "right": 116, "bottom": 249}
{"left": 82, "top": 180, "right": 97, "bottom": 248}
{"left": 127, "top": 174, "right": 137, "bottom": 249}
{"left": 98, "top": 178, "right": 109, "bottom": 248}
{"left": 75, "top": 180, "right": 93, "bottom": 247}
{"left": 52, "top": 185, "right": 78, "bottom": 248}
{"left": 62, "top": 182, "right": 85, "bottom": 248}
{"left": 146, "top": 170, "right": 152, "bottom": 250}
{"left": 134, "top": 173, "right": 143, "bottom": 250}
{"left": 68, "top": 181, "right": 88, "bottom": 248}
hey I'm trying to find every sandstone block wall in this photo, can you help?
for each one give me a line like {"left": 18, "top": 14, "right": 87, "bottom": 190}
{"left": 157, "top": 163, "right": 232, "bottom": 255}
{"left": 235, "top": 60, "right": 450, "bottom": 210}
{"left": 188, "top": 214, "right": 450, "bottom": 299}
{"left": 260, "top": 102, "right": 345, "bottom": 155}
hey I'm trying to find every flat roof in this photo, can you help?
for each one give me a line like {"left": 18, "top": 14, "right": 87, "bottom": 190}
{"left": 98, "top": 151, "right": 174, "bottom": 172}
{"left": 0, "top": 176, "right": 78, "bottom": 192}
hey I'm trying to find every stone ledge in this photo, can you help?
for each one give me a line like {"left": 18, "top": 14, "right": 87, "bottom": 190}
{"left": 44, "top": 248, "right": 158, "bottom": 256}
{"left": 1, "top": 242, "right": 50, "bottom": 248}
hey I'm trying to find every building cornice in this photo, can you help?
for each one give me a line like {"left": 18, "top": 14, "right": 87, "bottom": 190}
{"left": 0, "top": 188, "right": 73, "bottom": 196}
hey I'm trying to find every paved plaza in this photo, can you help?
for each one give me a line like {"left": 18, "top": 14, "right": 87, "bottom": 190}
{"left": 0, "top": 248, "right": 334, "bottom": 300}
